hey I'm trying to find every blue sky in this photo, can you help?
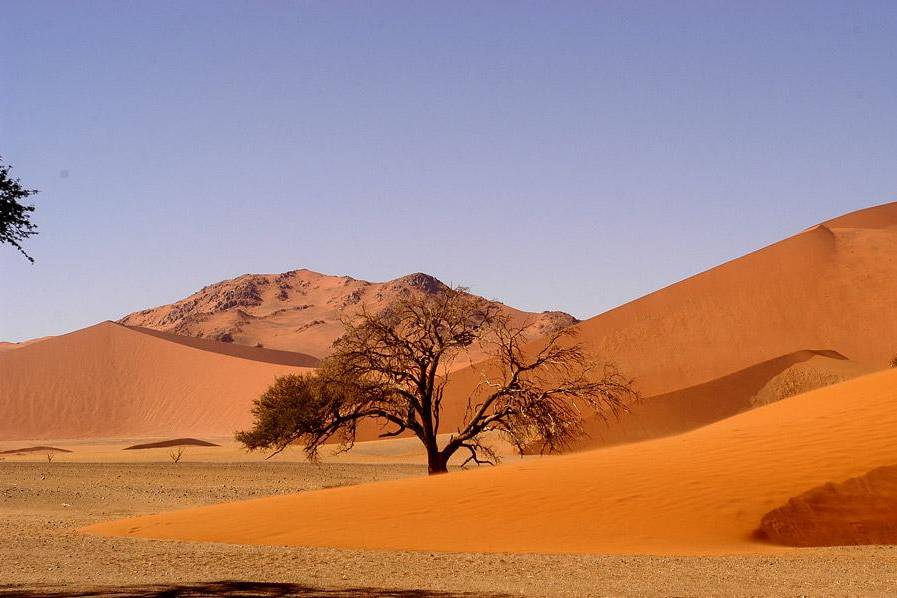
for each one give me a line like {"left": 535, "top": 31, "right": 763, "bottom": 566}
{"left": 2, "top": 1, "right": 896, "bottom": 341}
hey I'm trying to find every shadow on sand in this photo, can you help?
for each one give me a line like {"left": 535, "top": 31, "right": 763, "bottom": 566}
{"left": 0, "top": 580, "right": 507, "bottom": 597}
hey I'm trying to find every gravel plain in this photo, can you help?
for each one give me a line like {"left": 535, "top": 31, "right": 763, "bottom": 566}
{"left": 2, "top": 461, "right": 897, "bottom": 597}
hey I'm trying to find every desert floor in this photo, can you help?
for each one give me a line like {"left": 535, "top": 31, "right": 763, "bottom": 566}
{"left": 2, "top": 443, "right": 897, "bottom": 597}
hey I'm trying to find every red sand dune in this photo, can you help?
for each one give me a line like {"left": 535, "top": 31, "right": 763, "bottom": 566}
{"left": 569, "top": 349, "right": 869, "bottom": 450}
{"left": 0, "top": 322, "right": 308, "bottom": 440}
{"left": 434, "top": 202, "right": 897, "bottom": 448}
{"left": 0, "top": 445, "right": 72, "bottom": 455}
{"left": 123, "top": 438, "right": 220, "bottom": 450}
{"left": 0, "top": 336, "right": 52, "bottom": 352}
{"left": 7, "top": 203, "right": 897, "bottom": 447}
{"left": 127, "top": 326, "right": 319, "bottom": 367}
{"left": 120, "top": 270, "right": 577, "bottom": 360}
{"left": 569, "top": 202, "right": 897, "bottom": 399}
{"left": 760, "top": 465, "right": 897, "bottom": 547}
{"left": 85, "top": 366, "right": 897, "bottom": 555}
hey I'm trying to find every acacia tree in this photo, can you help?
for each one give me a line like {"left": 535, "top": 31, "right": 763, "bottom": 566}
{"left": 0, "top": 157, "right": 39, "bottom": 263}
{"left": 237, "top": 286, "right": 637, "bottom": 474}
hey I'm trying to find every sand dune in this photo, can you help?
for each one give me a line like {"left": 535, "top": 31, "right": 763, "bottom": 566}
{"left": 127, "top": 326, "right": 319, "bottom": 367}
{"left": 569, "top": 350, "right": 870, "bottom": 450}
{"left": 0, "top": 336, "right": 52, "bottom": 352}
{"left": 432, "top": 202, "right": 897, "bottom": 448}
{"left": 569, "top": 203, "right": 897, "bottom": 399}
{"left": 0, "top": 445, "right": 72, "bottom": 455}
{"left": 0, "top": 322, "right": 308, "bottom": 440}
{"left": 8, "top": 204, "right": 897, "bottom": 449}
{"left": 85, "top": 365, "right": 897, "bottom": 555}
{"left": 821, "top": 202, "right": 897, "bottom": 229}
{"left": 760, "top": 465, "right": 897, "bottom": 547}
{"left": 123, "top": 438, "right": 220, "bottom": 450}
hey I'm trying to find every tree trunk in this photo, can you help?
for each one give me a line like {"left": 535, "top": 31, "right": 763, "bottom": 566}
{"left": 427, "top": 450, "right": 449, "bottom": 475}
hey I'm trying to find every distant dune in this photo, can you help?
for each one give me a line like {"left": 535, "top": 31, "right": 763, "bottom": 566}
{"left": 0, "top": 337, "right": 53, "bottom": 352}
{"left": 127, "top": 326, "right": 319, "bottom": 367}
{"left": 119, "top": 270, "right": 578, "bottom": 361}
{"left": 123, "top": 438, "right": 220, "bottom": 450}
{"left": 0, "top": 446, "right": 72, "bottom": 455}
{"left": 84, "top": 366, "right": 897, "bottom": 554}
{"left": 0, "top": 322, "right": 308, "bottom": 440}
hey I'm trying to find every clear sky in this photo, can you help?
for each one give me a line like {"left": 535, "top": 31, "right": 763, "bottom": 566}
{"left": 2, "top": 1, "right": 896, "bottom": 342}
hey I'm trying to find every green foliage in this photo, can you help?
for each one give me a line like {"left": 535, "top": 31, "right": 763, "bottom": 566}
{"left": 236, "top": 368, "right": 376, "bottom": 459}
{"left": 235, "top": 373, "right": 329, "bottom": 456}
{"left": 0, "top": 157, "right": 39, "bottom": 262}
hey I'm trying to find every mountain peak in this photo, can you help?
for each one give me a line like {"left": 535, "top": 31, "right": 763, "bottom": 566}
{"left": 120, "top": 268, "right": 575, "bottom": 358}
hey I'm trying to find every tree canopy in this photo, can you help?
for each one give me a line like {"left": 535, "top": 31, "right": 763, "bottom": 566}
{"left": 0, "top": 157, "right": 38, "bottom": 263}
{"left": 237, "top": 286, "right": 638, "bottom": 474}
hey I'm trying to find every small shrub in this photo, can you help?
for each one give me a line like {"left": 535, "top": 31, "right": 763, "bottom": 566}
{"left": 169, "top": 447, "right": 184, "bottom": 464}
{"left": 889, "top": 355, "right": 897, "bottom": 368}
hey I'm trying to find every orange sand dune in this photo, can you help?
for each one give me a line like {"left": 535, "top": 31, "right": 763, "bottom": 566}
{"left": 434, "top": 202, "right": 897, "bottom": 447}
{"left": 127, "top": 326, "right": 319, "bottom": 367}
{"left": 821, "top": 201, "right": 897, "bottom": 229}
{"left": 0, "top": 322, "right": 307, "bottom": 440}
{"left": 85, "top": 366, "right": 897, "bottom": 555}
{"left": 0, "top": 445, "right": 72, "bottom": 455}
{"left": 760, "top": 464, "right": 897, "bottom": 547}
{"left": 0, "top": 336, "right": 52, "bottom": 352}
{"left": 570, "top": 349, "right": 870, "bottom": 449}
{"left": 569, "top": 202, "right": 897, "bottom": 400}
{"left": 123, "top": 438, "right": 220, "bottom": 450}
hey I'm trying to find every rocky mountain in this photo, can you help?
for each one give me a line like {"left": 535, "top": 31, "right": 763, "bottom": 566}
{"left": 120, "top": 269, "right": 578, "bottom": 359}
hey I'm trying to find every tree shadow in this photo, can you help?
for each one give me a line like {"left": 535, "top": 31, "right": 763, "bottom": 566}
{"left": 0, "top": 580, "right": 506, "bottom": 597}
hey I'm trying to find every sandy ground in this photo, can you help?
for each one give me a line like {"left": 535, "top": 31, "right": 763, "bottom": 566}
{"left": 2, "top": 460, "right": 897, "bottom": 597}
{"left": 0, "top": 433, "right": 520, "bottom": 466}
{"left": 85, "top": 367, "right": 897, "bottom": 556}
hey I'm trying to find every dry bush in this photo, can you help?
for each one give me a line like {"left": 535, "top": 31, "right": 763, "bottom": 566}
{"left": 889, "top": 355, "right": 897, "bottom": 368}
{"left": 169, "top": 447, "right": 184, "bottom": 464}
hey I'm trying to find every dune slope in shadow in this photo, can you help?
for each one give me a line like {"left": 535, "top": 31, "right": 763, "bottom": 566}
{"left": 760, "top": 464, "right": 897, "bottom": 547}
{"left": 569, "top": 349, "right": 870, "bottom": 450}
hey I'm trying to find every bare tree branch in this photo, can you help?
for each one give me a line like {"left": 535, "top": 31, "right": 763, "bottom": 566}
{"left": 236, "top": 284, "right": 638, "bottom": 474}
